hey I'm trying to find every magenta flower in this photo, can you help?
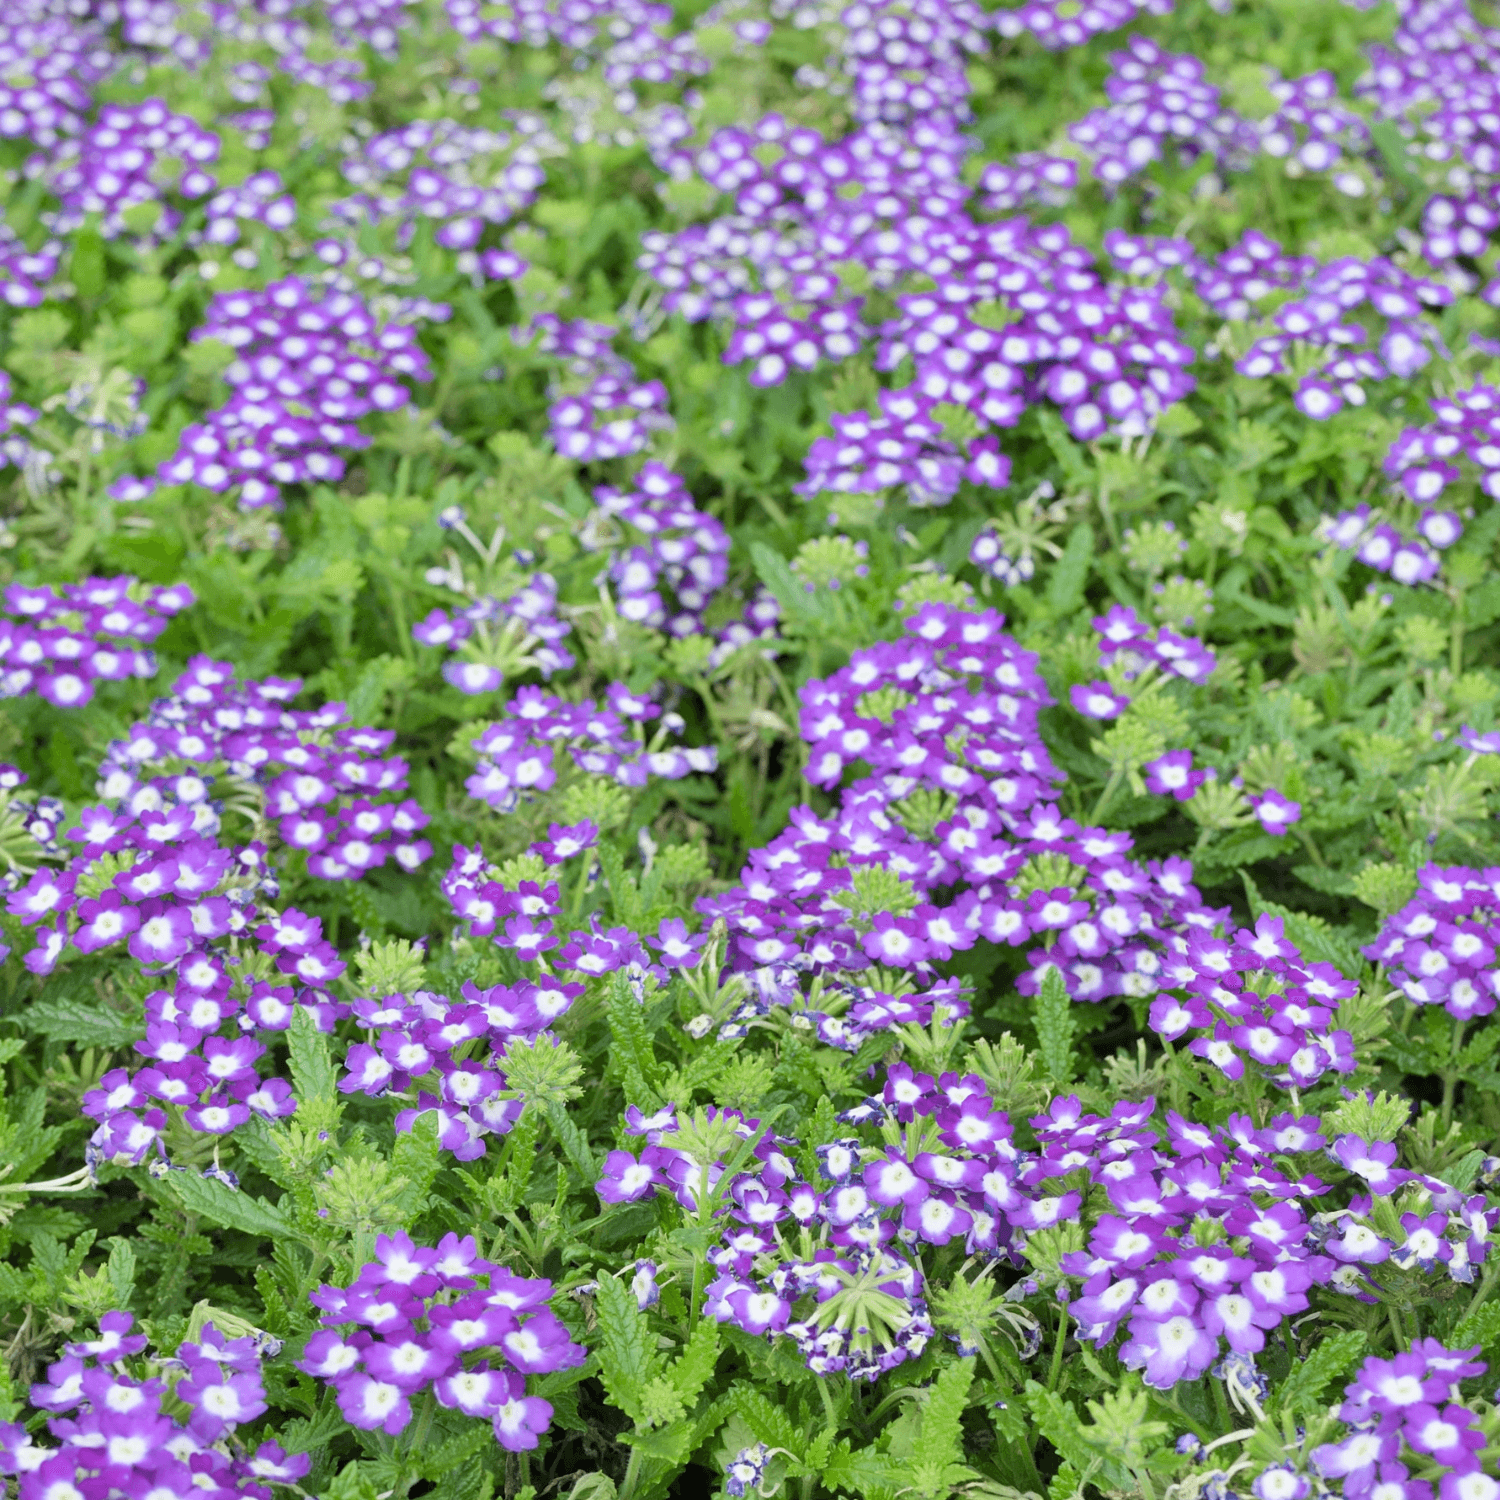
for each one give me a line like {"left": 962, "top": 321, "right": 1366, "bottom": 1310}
{"left": 335, "top": 1373, "right": 412, "bottom": 1433}
{"left": 1070, "top": 680, "right": 1130, "bottom": 719}
{"left": 1144, "top": 749, "right": 1206, "bottom": 801}
{"left": 1118, "top": 1313, "right": 1219, "bottom": 1388}
{"left": 1249, "top": 788, "right": 1301, "bottom": 834}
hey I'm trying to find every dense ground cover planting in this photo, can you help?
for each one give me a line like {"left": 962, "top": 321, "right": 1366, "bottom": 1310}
{"left": 4, "top": 0, "right": 1500, "bottom": 1496}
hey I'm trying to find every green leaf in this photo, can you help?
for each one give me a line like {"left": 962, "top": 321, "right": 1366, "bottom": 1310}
{"left": 106, "top": 1239, "right": 137, "bottom": 1308}
{"left": 71, "top": 224, "right": 106, "bottom": 298}
{"left": 545, "top": 1101, "right": 599, "bottom": 1184}
{"left": 1034, "top": 968, "right": 1076, "bottom": 1085}
{"left": 1046, "top": 524, "right": 1094, "bottom": 618}
{"left": 157, "top": 1172, "right": 294, "bottom": 1242}
{"left": 287, "top": 1006, "right": 336, "bottom": 1105}
{"left": 607, "top": 970, "right": 663, "bottom": 1104}
{"left": 1274, "top": 1330, "right": 1366, "bottom": 1415}
{"left": 595, "top": 1271, "right": 659, "bottom": 1426}
{"left": 911, "top": 1358, "right": 975, "bottom": 1496}
{"left": 821, "top": 1440, "right": 902, "bottom": 1500}
{"left": 1024, "top": 1383, "right": 1109, "bottom": 1485}
{"left": 667, "top": 1317, "right": 720, "bottom": 1409}
{"left": 322, "top": 1463, "right": 382, "bottom": 1500}
{"left": 392, "top": 1109, "right": 442, "bottom": 1213}
{"left": 1451, "top": 1298, "right": 1500, "bottom": 1356}
{"left": 621, "top": 1419, "right": 695, "bottom": 1463}
{"left": 24, "top": 995, "right": 141, "bottom": 1047}
{"left": 732, "top": 1383, "right": 807, "bottom": 1457}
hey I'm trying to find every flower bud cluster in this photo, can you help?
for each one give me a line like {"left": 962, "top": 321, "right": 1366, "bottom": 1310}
{"left": 332, "top": 118, "right": 548, "bottom": 252}
{"left": 44, "top": 98, "right": 220, "bottom": 242}
{"left": 460, "top": 682, "right": 716, "bottom": 814}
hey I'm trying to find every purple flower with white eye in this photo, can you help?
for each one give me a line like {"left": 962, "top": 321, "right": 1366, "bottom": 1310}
{"left": 1144, "top": 750, "right": 1205, "bottom": 801}
{"left": 648, "top": 918, "right": 705, "bottom": 968}
{"left": 1249, "top": 789, "right": 1301, "bottom": 834}
{"left": 175, "top": 1359, "right": 268, "bottom": 1440}
{"left": 630, "top": 1261, "right": 660, "bottom": 1309}
{"left": 1405, "top": 1404, "right": 1486, "bottom": 1466}
{"left": 1118, "top": 1313, "right": 1219, "bottom": 1388}
{"left": 1330, "top": 1136, "right": 1410, "bottom": 1196}
{"left": 1070, "top": 681, "right": 1130, "bottom": 719}
{"left": 597, "top": 1150, "right": 660, "bottom": 1203}
{"left": 1252, "top": 1465, "right": 1309, "bottom": 1500}
{"left": 492, "top": 1386, "right": 555, "bottom": 1452}
{"left": 336, "top": 1373, "right": 412, "bottom": 1433}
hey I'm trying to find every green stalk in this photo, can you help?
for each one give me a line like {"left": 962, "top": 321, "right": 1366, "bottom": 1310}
{"left": 1090, "top": 766, "right": 1126, "bottom": 824}
{"left": 619, "top": 1444, "right": 644, "bottom": 1500}
{"left": 1045, "top": 1303, "right": 1067, "bottom": 1391}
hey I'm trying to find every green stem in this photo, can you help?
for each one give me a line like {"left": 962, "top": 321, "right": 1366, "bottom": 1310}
{"left": 619, "top": 1443, "right": 644, "bottom": 1500}
{"left": 816, "top": 1374, "right": 840, "bottom": 1433}
{"left": 1451, "top": 588, "right": 1466, "bottom": 678}
{"left": 385, "top": 569, "right": 415, "bottom": 665}
{"left": 1045, "top": 1302, "right": 1067, "bottom": 1391}
{"left": 1090, "top": 766, "right": 1125, "bottom": 825}
{"left": 1211, "top": 1372, "right": 1232, "bottom": 1435}
{"left": 1295, "top": 826, "right": 1327, "bottom": 870}
{"left": 1387, "top": 1303, "right": 1406, "bottom": 1349}
{"left": 569, "top": 854, "right": 596, "bottom": 924}
{"left": 1442, "top": 1018, "right": 1467, "bottom": 1129}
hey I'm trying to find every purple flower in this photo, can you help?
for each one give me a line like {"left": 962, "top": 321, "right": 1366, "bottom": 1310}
{"left": 1249, "top": 789, "right": 1301, "bottom": 834}
{"left": 1118, "top": 1313, "right": 1219, "bottom": 1388}
{"left": 1070, "top": 681, "right": 1129, "bottom": 719}
{"left": 1330, "top": 1136, "right": 1410, "bottom": 1196}
{"left": 597, "top": 1150, "right": 660, "bottom": 1203}
{"left": 336, "top": 1373, "right": 412, "bottom": 1433}
{"left": 1144, "top": 750, "right": 1206, "bottom": 801}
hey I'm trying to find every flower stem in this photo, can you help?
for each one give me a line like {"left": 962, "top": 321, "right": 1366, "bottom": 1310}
{"left": 1090, "top": 767, "right": 1125, "bottom": 825}
{"left": 1045, "top": 1302, "right": 1067, "bottom": 1390}
{"left": 619, "top": 1444, "right": 644, "bottom": 1500}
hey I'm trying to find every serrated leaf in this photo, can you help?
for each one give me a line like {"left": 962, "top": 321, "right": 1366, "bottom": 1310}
{"left": 607, "top": 971, "right": 663, "bottom": 1103}
{"left": 157, "top": 1172, "right": 294, "bottom": 1242}
{"left": 1034, "top": 968, "right": 1075, "bottom": 1085}
{"left": 1046, "top": 524, "right": 1094, "bottom": 618}
{"left": 912, "top": 1358, "right": 973, "bottom": 1472}
{"left": 546, "top": 1101, "right": 598, "bottom": 1183}
{"left": 24, "top": 995, "right": 141, "bottom": 1047}
{"left": 621, "top": 1419, "right": 694, "bottom": 1462}
{"left": 1024, "top": 1383, "right": 1108, "bottom": 1485}
{"left": 392, "top": 1109, "right": 442, "bottom": 1209}
{"left": 1274, "top": 1330, "right": 1366, "bottom": 1415}
{"left": 595, "top": 1271, "right": 659, "bottom": 1426}
{"left": 1451, "top": 1298, "right": 1500, "bottom": 1355}
{"left": 287, "top": 1006, "right": 336, "bottom": 1104}
{"left": 822, "top": 1440, "right": 902, "bottom": 1500}
{"left": 750, "top": 541, "right": 844, "bottom": 634}
{"left": 668, "top": 1317, "right": 720, "bottom": 1408}
{"left": 912, "top": 1358, "right": 975, "bottom": 1496}
{"left": 732, "top": 1383, "right": 806, "bottom": 1457}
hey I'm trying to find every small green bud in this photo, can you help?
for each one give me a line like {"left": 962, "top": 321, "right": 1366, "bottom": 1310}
{"left": 354, "top": 939, "right": 426, "bottom": 999}
{"left": 1323, "top": 1089, "right": 1412, "bottom": 1144}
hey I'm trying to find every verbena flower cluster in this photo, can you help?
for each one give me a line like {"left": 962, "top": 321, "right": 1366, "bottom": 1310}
{"left": 6, "top": 0, "right": 1500, "bottom": 1496}
{"left": 299, "top": 1234, "right": 585, "bottom": 1446}
{"left": 2, "top": 1312, "right": 309, "bottom": 1498}
{"left": 0, "top": 576, "right": 194, "bottom": 708}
